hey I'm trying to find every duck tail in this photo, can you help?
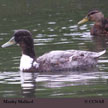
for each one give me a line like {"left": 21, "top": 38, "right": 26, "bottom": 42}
{"left": 94, "top": 50, "right": 106, "bottom": 58}
{"left": 98, "top": 50, "right": 106, "bottom": 56}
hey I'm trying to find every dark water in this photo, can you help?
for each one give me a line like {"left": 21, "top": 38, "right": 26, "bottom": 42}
{"left": 0, "top": 0, "right": 108, "bottom": 98}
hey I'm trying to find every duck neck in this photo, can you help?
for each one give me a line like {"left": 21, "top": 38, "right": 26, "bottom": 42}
{"left": 95, "top": 18, "right": 105, "bottom": 28}
{"left": 101, "top": 18, "right": 108, "bottom": 28}
{"left": 20, "top": 43, "right": 36, "bottom": 59}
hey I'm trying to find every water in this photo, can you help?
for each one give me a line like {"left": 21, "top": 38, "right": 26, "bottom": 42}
{"left": 0, "top": 0, "right": 108, "bottom": 98}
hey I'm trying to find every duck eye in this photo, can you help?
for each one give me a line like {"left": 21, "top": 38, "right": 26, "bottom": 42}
{"left": 14, "top": 36, "right": 22, "bottom": 43}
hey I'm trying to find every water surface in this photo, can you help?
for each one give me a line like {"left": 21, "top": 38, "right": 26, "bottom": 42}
{"left": 0, "top": 0, "right": 108, "bottom": 98}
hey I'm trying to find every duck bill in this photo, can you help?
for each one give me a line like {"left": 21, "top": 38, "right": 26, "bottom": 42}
{"left": 78, "top": 17, "right": 89, "bottom": 25}
{"left": 1, "top": 37, "right": 16, "bottom": 48}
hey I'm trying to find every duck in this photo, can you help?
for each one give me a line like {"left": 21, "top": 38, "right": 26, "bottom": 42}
{"left": 78, "top": 9, "right": 108, "bottom": 36}
{"left": 1, "top": 30, "right": 106, "bottom": 72}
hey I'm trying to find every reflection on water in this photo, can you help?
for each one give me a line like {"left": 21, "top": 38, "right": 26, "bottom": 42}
{"left": 0, "top": 0, "right": 108, "bottom": 98}
{"left": 20, "top": 72, "right": 38, "bottom": 98}
{"left": 92, "top": 36, "right": 108, "bottom": 51}
{"left": 0, "top": 70, "right": 108, "bottom": 98}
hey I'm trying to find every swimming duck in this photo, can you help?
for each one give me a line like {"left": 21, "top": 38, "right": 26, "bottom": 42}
{"left": 1, "top": 30, "right": 106, "bottom": 72}
{"left": 78, "top": 9, "right": 108, "bottom": 36}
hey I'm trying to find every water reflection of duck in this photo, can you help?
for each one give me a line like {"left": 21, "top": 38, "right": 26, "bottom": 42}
{"left": 20, "top": 71, "right": 37, "bottom": 97}
{"left": 92, "top": 36, "right": 108, "bottom": 51}
{"left": 78, "top": 9, "right": 108, "bottom": 36}
{"left": 1, "top": 30, "right": 106, "bottom": 72}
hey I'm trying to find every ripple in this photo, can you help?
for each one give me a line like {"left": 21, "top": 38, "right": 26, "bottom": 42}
{"left": 0, "top": 71, "right": 108, "bottom": 89}
{"left": 48, "top": 22, "right": 56, "bottom": 24}
{"left": 61, "top": 27, "right": 67, "bottom": 29}
{"left": 0, "top": 33, "right": 8, "bottom": 35}
{"left": 68, "top": 19, "right": 73, "bottom": 22}
{"left": 80, "top": 32, "right": 91, "bottom": 38}
{"left": 47, "top": 34, "right": 57, "bottom": 37}
{"left": 48, "top": 27, "right": 54, "bottom": 31}
{"left": 0, "top": 38, "right": 3, "bottom": 40}
{"left": 68, "top": 25, "right": 77, "bottom": 29}
{"left": 32, "top": 29, "right": 38, "bottom": 32}
{"left": 0, "top": 72, "right": 20, "bottom": 84}
{"left": 36, "top": 34, "right": 45, "bottom": 38}
{"left": 36, "top": 72, "right": 108, "bottom": 88}
{"left": 2, "top": 4, "right": 7, "bottom": 7}
{"left": 53, "top": 41, "right": 72, "bottom": 45}
{"left": 79, "top": 25, "right": 88, "bottom": 30}
{"left": 63, "top": 32, "right": 82, "bottom": 36}
{"left": 98, "top": 60, "right": 108, "bottom": 63}
{"left": 34, "top": 38, "right": 54, "bottom": 43}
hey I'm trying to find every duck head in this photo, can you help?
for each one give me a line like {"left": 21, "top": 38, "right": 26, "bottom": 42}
{"left": 2, "top": 30, "right": 36, "bottom": 58}
{"left": 1, "top": 30, "right": 39, "bottom": 72}
{"left": 78, "top": 10, "right": 104, "bottom": 25}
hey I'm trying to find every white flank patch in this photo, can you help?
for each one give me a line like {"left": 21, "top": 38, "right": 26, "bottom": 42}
{"left": 20, "top": 54, "right": 39, "bottom": 71}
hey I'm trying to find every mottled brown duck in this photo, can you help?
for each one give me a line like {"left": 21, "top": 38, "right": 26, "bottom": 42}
{"left": 78, "top": 10, "right": 108, "bottom": 36}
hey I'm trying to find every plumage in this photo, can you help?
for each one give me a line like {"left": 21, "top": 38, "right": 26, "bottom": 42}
{"left": 20, "top": 54, "right": 39, "bottom": 71}
{"left": 78, "top": 9, "right": 108, "bottom": 36}
{"left": 37, "top": 50, "right": 106, "bottom": 71}
{"left": 1, "top": 30, "right": 106, "bottom": 72}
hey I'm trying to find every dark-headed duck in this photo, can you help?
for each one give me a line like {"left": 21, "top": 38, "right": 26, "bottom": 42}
{"left": 78, "top": 9, "right": 108, "bottom": 36}
{"left": 1, "top": 30, "right": 106, "bottom": 72}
